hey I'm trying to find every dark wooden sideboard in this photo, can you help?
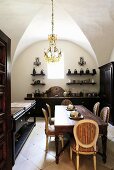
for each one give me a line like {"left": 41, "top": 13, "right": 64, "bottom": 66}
{"left": 11, "top": 100, "right": 36, "bottom": 165}
{"left": 24, "top": 97, "right": 100, "bottom": 117}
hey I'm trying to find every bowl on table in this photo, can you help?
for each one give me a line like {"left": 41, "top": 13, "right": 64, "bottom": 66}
{"left": 69, "top": 111, "right": 83, "bottom": 120}
{"left": 67, "top": 104, "right": 75, "bottom": 111}
{"left": 70, "top": 111, "right": 80, "bottom": 118}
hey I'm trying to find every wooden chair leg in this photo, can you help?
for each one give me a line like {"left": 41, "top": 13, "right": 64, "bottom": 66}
{"left": 76, "top": 153, "right": 79, "bottom": 170}
{"left": 93, "top": 154, "right": 96, "bottom": 170}
{"left": 59, "top": 135, "right": 64, "bottom": 148}
{"left": 70, "top": 147, "right": 72, "bottom": 160}
{"left": 61, "top": 136, "right": 64, "bottom": 148}
{"left": 46, "top": 135, "right": 48, "bottom": 151}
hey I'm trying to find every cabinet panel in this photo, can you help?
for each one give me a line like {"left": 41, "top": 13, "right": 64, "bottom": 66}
{"left": 0, "top": 119, "right": 5, "bottom": 140}
{"left": 0, "top": 95, "right": 5, "bottom": 112}
{"left": 104, "top": 67, "right": 112, "bottom": 103}
{"left": 0, "top": 139, "right": 6, "bottom": 169}
{"left": 99, "top": 62, "right": 114, "bottom": 125}
{"left": 0, "top": 30, "right": 11, "bottom": 169}
{"left": 0, "top": 46, "right": 6, "bottom": 64}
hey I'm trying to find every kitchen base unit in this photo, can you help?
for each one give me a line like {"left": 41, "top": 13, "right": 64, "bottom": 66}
{"left": 11, "top": 100, "right": 36, "bottom": 165}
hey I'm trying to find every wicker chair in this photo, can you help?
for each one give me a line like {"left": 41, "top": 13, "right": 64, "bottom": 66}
{"left": 61, "top": 99, "right": 73, "bottom": 106}
{"left": 46, "top": 103, "right": 55, "bottom": 125}
{"left": 93, "top": 102, "right": 100, "bottom": 116}
{"left": 100, "top": 106, "right": 110, "bottom": 123}
{"left": 42, "top": 108, "right": 64, "bottom": 151}
{"left": 70, "top": 119, "right": 99, "bottom": 170}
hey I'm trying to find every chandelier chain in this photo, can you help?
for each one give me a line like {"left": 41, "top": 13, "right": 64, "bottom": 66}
{"left": 44, "top": 0, "right": 62, "bottom": 62}
{"left": 51, "top": 0, "right": 54, "bottom": 35}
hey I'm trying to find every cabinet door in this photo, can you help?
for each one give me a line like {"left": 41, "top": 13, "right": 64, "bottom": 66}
{"left": 0, "top": 30, "right": 12, "bottom": 170}
{"left": 104, "top": 66, "right": 112, "bottom": 104}
{"left": 100, "top": 64, "right": 112, "bottom": 104}
{"left": 99, "top": 63, "right": 114, "bottom": 124}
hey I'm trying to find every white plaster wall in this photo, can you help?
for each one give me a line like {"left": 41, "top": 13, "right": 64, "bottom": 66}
{"left": 11, "top": 40, "right": 99, "bottom": 102}
{"left": 110, "top": 47, "right": 114, "bottom": 62}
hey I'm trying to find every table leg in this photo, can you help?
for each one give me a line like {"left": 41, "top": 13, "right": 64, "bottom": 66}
{"left": 55, "top": 135, "right": 59, "bottom": 164}
{"left": 102, "top": 134, "right": 107, "bottom": 163}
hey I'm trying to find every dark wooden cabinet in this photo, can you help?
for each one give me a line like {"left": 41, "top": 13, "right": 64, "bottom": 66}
{"left": 0, "top": 30, "right": 12, "bottom": 170}
{"left": 99, "top": 62, "right": 114, "bottom": 125}
{"left": 25, "top": 97, "right": 100, "bottom": 117}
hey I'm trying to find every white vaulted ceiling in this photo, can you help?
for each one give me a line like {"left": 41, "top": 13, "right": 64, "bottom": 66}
{"left": 0, "top": 0, "right": 114, "bottom": 66}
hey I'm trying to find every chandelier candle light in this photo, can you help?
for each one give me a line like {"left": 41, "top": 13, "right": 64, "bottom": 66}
{"left": 44, "top": 0, "right": 62, "bottom": 63}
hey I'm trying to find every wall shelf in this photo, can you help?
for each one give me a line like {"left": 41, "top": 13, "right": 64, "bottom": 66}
{"left": 66, "top": 69, "right": 96, "bottom": 86}
{"left": 31, "top": 83, "right": 45, "bottom": 86}
{"left": 66, "top": 72, "right": 96, "bottom": 76}
{"left": 31, "top": 61, "right": 45, "bottom": 87}
{"left": 31, "top": 73, "right": 45, "bottom": 76}
{"left": 66, "top": 82, "right": 96, "bottom": 85}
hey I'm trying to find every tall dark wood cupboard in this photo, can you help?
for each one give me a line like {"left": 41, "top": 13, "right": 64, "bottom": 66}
{"left": 99, "top": 62, "right": 114, "bottom": 125}
{"left": 0, "top": 30, "right": 12, "bottom": 170}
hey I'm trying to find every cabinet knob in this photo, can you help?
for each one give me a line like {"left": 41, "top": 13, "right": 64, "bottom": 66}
{"left": 21, "top": 119, "right": 23, "bottom": 122}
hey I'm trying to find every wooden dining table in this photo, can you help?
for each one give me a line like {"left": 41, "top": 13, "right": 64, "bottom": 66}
{"left": 54, "top": 105, "right": 108, "bottom": 164}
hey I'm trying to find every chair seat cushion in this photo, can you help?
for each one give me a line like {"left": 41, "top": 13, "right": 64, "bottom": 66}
{"left": 70, "top": 138, "right": 98, "bottom": 153}
{"left": 50, "top": 117, "right": 55, "bottom": 125}
{"left": 51, "top": 117, "right": 55, "bottom": 122}
{"left": 47, "top": 125, "right": 55, "bottom": 135}
{"left": 46, "top": 124, "right": 63, "bottom": 136}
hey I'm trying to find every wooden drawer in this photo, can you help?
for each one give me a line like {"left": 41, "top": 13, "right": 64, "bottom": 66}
{"left": 14, "top": 115, "right": 26, "bottom": 133}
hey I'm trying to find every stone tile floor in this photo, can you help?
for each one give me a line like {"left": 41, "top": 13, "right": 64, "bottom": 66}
{"left": 12, "top": 118, "right": 114, "bottom": 170}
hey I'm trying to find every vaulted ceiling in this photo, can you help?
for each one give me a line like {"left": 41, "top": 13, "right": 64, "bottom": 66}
{"left": 0, "top": 0, "right": 114, "bottom": 66}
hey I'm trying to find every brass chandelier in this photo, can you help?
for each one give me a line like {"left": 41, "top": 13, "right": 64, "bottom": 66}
{"left": 44, "top": 0, "right": 62, "bottom": 63}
